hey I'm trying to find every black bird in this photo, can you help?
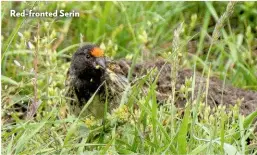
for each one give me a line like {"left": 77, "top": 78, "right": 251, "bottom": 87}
{"left": 65, "top": 44, "right": 128, "bottom": 118}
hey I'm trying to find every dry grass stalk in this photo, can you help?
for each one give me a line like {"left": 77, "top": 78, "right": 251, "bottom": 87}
{"left": 212, "top": 1, "right": 238, "bottom": 43}
{"left": 170, "top": 22, "right": 184, "bottom": 104}
{"left": 26, "top": 22, "right": 41, "bottom": 120}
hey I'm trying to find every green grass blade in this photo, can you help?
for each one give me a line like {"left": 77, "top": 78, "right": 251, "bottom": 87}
{"left": 177, "top": 104, "right": 191, "bottom": 154}
{"left": 1, "top": 75, "right": 19, "bottom": 86}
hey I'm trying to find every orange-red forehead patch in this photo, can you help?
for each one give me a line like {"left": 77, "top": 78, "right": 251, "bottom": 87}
{"left": 91, "top": 47, "right": 104, "bottom": 57}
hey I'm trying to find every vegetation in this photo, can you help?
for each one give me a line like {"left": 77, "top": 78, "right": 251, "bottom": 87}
{"left": 1, "top": 1, "right": 257, "bottom": 154}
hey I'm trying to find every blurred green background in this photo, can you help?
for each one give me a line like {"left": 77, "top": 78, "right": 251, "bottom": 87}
{"left": 2, "top": 1, "right": 257, "bottom": 117}
{"left": 2, "top": 1, "right": 257, "bottom": 114}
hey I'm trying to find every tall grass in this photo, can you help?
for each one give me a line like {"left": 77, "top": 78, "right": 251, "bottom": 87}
{"left": 1, "top": 1, "right": 257, "bottom": 154}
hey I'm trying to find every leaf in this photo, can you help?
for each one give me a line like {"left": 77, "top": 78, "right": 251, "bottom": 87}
{"left": 1, "top": 75, "right": 19, "bottom": 86}
{"left": 223, "top": 143, "right": 242, "bottom": 155}
{"left": 215, "top": 141, "right": 242, "bottom": 155}
{"left": 232, "top": 110, "right": 257, "bottom": 140}
{"left": 177, "top": 104, "right": 190, "bottom": 154}
{"left": 190, "top": 143, "right": 209, "bottom": 155}
{"left": 244, "top": 109, "right": 257, "bottom": 129}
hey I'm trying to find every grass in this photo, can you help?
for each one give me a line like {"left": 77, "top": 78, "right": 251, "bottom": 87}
{"left": 1, "top": 1, "right": 257, "bottom": 154}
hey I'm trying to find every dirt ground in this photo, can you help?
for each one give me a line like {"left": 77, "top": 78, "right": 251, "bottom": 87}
{"left": 116, "top": 59, "right": 257, "bottom": 116}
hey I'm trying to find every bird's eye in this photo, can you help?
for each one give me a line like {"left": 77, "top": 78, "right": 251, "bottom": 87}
{"left": 86, "top": 54, "right": 91, "bottom": 59}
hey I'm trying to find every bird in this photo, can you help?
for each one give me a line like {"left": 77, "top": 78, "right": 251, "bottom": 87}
{"left": 65, "top": 43, "right": 257, "bottom": 119}
{"left": 65, "top": 44, "right": 129, "bottom": 119}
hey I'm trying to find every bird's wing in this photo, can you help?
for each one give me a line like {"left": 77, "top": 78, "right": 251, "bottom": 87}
{"left": 64, "top": 69, "right": 79, "bottom": 114}
{"left": 64, "top": 69, "right": 74, "bottom": 99}
{"left": 102, "top": 60, "right": 131, "bottom": 108}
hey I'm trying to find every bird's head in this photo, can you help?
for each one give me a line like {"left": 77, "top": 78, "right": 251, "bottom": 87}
{"left": 70, "top": 44, "right": 106, "bottom": 79}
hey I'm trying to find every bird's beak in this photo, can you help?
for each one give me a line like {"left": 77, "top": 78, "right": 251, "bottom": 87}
{"left": 95, "top": 57, "right": 106, "bottom": 69}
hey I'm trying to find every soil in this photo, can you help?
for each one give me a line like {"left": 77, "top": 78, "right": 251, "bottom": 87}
{"left": 116, "top": 59, "right": 257, "bottom": 116}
